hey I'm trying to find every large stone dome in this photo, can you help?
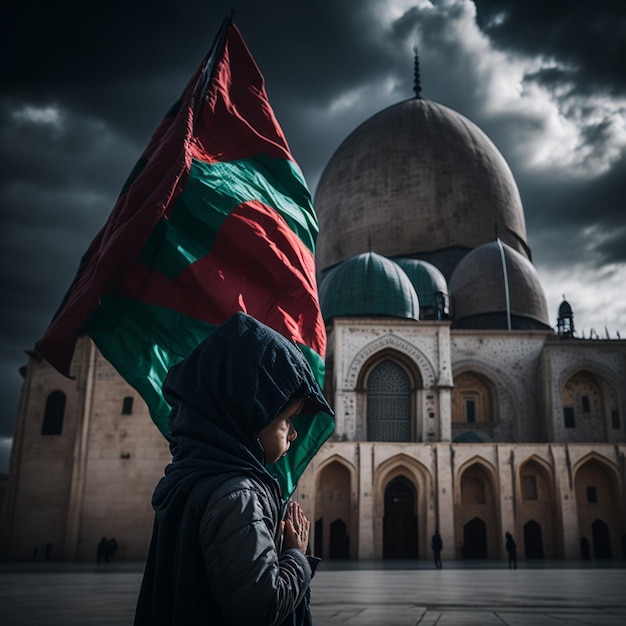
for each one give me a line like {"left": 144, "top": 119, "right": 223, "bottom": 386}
{"left": 315, "top": 98, "right": 529, "bottom": 277}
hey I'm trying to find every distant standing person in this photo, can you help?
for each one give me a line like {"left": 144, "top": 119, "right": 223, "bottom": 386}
{"left": 97, "top": 537, "right": 109, "bottom": 563}
{"left": 505, "top": 532, "right": 517, "bottom": 569}
{"left": 431, "top": 529, "right": 443, "bottom": 569}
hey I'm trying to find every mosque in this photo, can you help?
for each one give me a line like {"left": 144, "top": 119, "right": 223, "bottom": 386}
{"left": 1, "top": 71, "right": 625, "bottom": 563}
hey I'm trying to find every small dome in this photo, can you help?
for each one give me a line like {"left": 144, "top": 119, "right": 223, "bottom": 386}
{"left": 393, "top": 258, "right": 449, "bottom": 319}
{"left": 556, "top": 297, "right": 575, "bottom": 337}
{"left": 448, "top": 240, "right": 550, "bottom": 329}
{"left": 319, "top": 252, "right": 419, "bottom": 321}
{"left": 558, "top": 299, "right": 573, "bottom": 316}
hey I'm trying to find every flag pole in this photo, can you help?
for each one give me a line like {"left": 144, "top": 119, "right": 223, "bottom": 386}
{"left": 195, "top": 12, "right": 235, "bottom": 114}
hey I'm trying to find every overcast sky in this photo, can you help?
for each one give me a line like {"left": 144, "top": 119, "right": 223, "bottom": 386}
{"left": 1, "top": 0, "right": 624, "bottom": 469}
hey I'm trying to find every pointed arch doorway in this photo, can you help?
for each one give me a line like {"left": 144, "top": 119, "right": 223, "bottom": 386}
{"left": 314, "top": 460, "right": 353, "bottom": 559}
{"left": 524, "top": 520, "right": 544, "bottom": 559}
{"left": 463, "top": 517, "right": 488, "bottom": 559}
{"left": 383, "top": 477, "right": 418, "bottom": 558}
{"left": 592, "top": 519, "right": 612, "bottom": 559}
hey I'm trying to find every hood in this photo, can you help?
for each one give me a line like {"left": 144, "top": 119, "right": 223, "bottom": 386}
{"left": 152, "top": 312, "right": 332, "bottom": 513}
{"left": 163, "top": 311, "right": 331, "bottom": 450}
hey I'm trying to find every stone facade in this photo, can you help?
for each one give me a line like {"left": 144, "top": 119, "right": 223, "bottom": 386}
{"left": 2, "top": 320, "right": 624, "bottom": 563}
{"left": 297, "top": 318, "right": 626, "bottom": 561}
{"left": 299, "top": 441, "right": 626, "bottom": 561}
{"left": 1, "top": 337, "right": 169, "bottom": 561}
{"left": 3, "top": 80, "right": 624, "bottom": 565}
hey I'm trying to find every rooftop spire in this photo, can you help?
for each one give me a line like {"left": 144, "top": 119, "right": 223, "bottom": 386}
{"left": 413, "top": 45, "right": 422, "bottom": 98}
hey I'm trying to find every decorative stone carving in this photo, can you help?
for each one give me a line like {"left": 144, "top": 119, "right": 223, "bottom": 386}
{"left": 343, "top": 331, "right": 437, "bottom": 390}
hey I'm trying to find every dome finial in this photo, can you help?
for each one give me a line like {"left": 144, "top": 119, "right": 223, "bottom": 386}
{"left": 413, "top": 45, "right": 422, "bottom": 99}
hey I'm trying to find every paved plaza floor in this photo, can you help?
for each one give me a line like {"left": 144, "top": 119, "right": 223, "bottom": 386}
{"left": 1, "top": 560, "right": 625, "bottom": 625}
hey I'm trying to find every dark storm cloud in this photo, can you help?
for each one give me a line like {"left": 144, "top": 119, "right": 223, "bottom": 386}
{"left": 0, "top": 0, "right": 624, "bottom": 460}
{"left": 440, "top": 1, "right": 626, "bottom": 282}
{"left": 3, "top": 2, "right": 226, "bottom": 144}
{"left": 0, "top": 102, "right": 136, "bottom": 197}
{"left": 2, "top": 1, "right": 398, "bottom": 141}
{"left": 473, "top": 0, "right": 626, "bottom": 95}
{"left": 0, "top": 98, "right": 138, "bottom": 443}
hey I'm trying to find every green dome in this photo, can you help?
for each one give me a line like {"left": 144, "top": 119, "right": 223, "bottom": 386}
{"left": 319, "top": 252, "right": 419, "bottom": 321}
{"left": 393, "top": 258, "right": 449, "bottom": 319}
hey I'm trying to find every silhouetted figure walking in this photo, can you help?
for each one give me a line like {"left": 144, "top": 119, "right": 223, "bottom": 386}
{"left": 431, "top": 529, "right": 443, "bottom": 569}
{"left": 97, "top": 537, "right": 109, "bottom": 563}
{"left": 44, "top": 542, "right": 53, "bottom": 561}
{"left": 505, "top": 532, "right": 517, "bottom": 569}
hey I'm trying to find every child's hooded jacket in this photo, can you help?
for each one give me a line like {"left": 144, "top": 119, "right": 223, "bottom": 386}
{"left": 134, "top": 312, "right": 332, "bottom": 626}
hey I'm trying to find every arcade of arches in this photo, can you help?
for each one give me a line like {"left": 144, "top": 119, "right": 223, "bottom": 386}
{"left": 298, "top": 322, "right": 626, "bottom": 562}
{"left": 4, "top": 323, "right": 625, "bottom": 563}
{"left": 299, "top": 447, "right": 626, "bottom": 561}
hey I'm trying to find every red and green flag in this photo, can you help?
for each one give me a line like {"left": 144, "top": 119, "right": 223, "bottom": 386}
{"left": 35, "top": 17, "right": 333, "bottom": 498}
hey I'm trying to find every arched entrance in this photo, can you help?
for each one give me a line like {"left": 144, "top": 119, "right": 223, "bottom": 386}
{"left": 518, "top": 458, "right": 557, "bottom": 557}
{"left": 463, "top": 517, "right": 487, "bottom": 559}
{"left": 457, "top": 460, "right": 498, "bottom": 559}
{"left": 315, "top": 460, "right": 353, "bottom": 559}
{"left": 592, "top": 519, "right": 612, "bottom": 559}
{"left": 574, "top": 456, "right": 620, "bottom": 560}
{"left": 383, "top": 477, "right": 418, "bottom": 558}
{"left": 523, "top": 520, "right": 544, "bottom": 559}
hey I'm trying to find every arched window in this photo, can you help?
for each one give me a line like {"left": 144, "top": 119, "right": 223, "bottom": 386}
{"left": 452, "top": 372, "right": 494, "bottom": 425}
{"left": 122, "top": 396, "right": 134, "bottom": 415}
{"left": 562, "top": 371, "right": 605, "bottom": 441}
{"left": 367, "top": 360, "right": 411, "bottom": 442}
{"left": 42, "top": 391, "right": 66, "bottom": 435}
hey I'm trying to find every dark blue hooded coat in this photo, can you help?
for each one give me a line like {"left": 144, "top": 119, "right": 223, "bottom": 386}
{"left": 133, "top": 312, "right": 332, "bottom": 626}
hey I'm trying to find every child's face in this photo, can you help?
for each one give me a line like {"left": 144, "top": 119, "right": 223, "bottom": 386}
{"left": 259, "top": 398, "right": 305, "bottom": 463}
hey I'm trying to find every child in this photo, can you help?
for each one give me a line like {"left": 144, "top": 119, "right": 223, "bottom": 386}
{"left": 134, "top": 312, "right": 333, "bottom": 625}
